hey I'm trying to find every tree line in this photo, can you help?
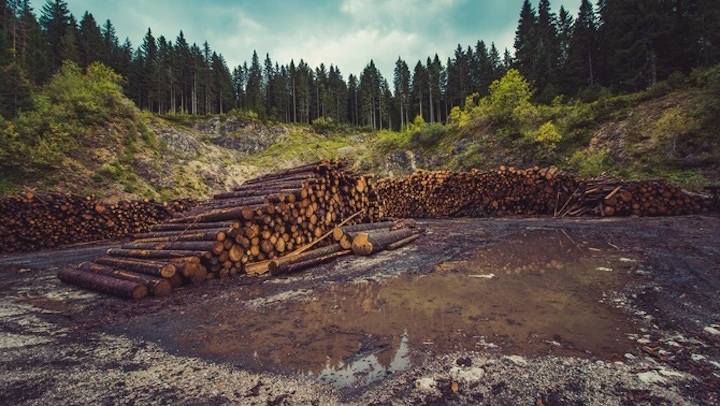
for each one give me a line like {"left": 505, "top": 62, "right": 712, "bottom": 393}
{"left": 1, "top": 0, "right": 719, "bottom": 128}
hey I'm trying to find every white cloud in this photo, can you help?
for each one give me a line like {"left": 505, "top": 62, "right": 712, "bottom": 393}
{"left": 273, "top": 28, "right": 420, "bottom": 77}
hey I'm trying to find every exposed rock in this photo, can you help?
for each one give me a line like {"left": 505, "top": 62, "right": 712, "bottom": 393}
{"left": 415, "top": 377, "right": 437, "bottom": 392}
{"left": 199, "top": 117, "right": 290, "bottom": 154}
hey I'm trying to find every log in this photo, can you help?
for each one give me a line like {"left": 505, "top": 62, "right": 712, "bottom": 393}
{"left": 269, "top": 243, "right": 347, "bottom": 274}
{"left": 123, "top": 241, "right": 225, "bottom": 255}
{"left": 78, "top": 262, "right": 172, "bottom": 297}
{"left": 94, "top": 257, "right": 177, "bottom": 278}
{"left": 131, "top": 230, "right": 227, "bottom": 243}
{"left": 275, "top": 249, "right": 352, "bottom": 275}
{"left": 106, "top": 248, "right": 212, "bottom": 260}
{"left": 57, "top": 267, "right": 148, "bottom": 300}
{"left": 148, "top": 221, "right": 235, "bottom": 232}
{"left": 386, "top": 233, "right": 423, "bottom": 250}
{"left": 166, "top": 205, "right": 265, "bottom": 224}
{"left": 351, "top": 229, "right": 418, "bottom": 256}
{"left": 332, "top": 221, "right": 395, "bottom": 241}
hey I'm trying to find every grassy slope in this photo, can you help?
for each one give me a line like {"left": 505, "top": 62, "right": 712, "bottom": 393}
{"left": 2, "top": 72, "right": 717, "bottom": 201}
{"left": 362, "top": 76, "right": 720, "bottom": 190}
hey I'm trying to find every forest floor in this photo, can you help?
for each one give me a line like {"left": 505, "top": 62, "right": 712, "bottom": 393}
{"left": 1, "top": 216, "right": 719, "bottom": 405}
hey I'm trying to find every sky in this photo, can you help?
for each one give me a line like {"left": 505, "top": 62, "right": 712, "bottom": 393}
{"left": 62, "top": 0, "right": 582, "bottom": 78}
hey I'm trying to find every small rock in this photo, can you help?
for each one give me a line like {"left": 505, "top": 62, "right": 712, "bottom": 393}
{"left": 505, "top": 355, "right": 528, "bottom": 366}
{"left": 637, "top": 370, "right": 666, "bottom": 385}
{"left": 624, "top": 353, "right": 636, "bottom": 360}
{"left": 704, "top": 326, "right": 720, "bottom": 335}
{"left": 456, "top": 357, "right": 472, "bottom": 367}
{"left": 468, "top": 273, "right": 495, "bottom": 279}
{"left": 415, "top": 377, "right": 436, "bottom": 392}
{"left": 449, "top": 366, "right": 485, "bottom": 383}
{"left": 691, "top": 354, "right": 706, "bottom": 362}
{"left": 596, "top": 267, "right": 613, "bottom": 272}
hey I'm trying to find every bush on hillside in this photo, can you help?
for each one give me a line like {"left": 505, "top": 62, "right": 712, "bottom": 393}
{"left": 1, "top": 61, "right": 134, "bottom": 172}
{"left": 406, "top": 115, "right": 445, "bottom": 149}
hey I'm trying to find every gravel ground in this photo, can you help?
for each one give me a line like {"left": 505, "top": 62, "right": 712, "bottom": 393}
{"left": 1, "top": 216, "right": 719, "bottom": 405}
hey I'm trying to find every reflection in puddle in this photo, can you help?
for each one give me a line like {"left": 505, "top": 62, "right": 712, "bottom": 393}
{"left": 130, "top": 229, "right": 640, "bottom": 389}
{"left": 312, "top": 330, "right": 410, "bottom": 388}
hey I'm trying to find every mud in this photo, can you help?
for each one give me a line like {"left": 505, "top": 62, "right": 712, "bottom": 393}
{"left": 2, "top": 216, "right": 720, "bottom": 405}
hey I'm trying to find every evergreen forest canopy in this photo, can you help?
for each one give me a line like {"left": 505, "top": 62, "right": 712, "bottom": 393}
{"left": 1, "top": 0, "right": 719, "bottom": 130}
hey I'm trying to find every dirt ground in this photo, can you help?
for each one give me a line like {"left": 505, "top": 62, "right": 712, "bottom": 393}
{"left": 1, "top": 216, "right": 719, "bottom": 405}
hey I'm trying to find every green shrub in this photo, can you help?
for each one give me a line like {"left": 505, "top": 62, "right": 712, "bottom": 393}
{"left": 1, "top": 61, "right": 135, "bottom": 173}
{"left": 567, "top": 149, "right": 614, "bottom": 178}
{"left": 487, "top": 68, "right": 533, "bottom": 124}
{"left": 410, "top": 122, "right": 446, "bottom": 148}
{"left": 229, "top": 109, "right": 259, "bottom": 121}
{"left": 312, "top": 116, "right": 336, "bottom": 134}
{"left": 375, "top": 130, "right": 409, "bottom": 152}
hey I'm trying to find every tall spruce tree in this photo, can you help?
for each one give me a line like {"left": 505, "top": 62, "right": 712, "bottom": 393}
{"left": 245, "top": 50, "right": 264, "bottom": 117}
{"left": 139, "top": 28, "right": 157, "bottom": 111}
{"left": 598, "top": 0, "right": 675, "bottom": 90}
{"left": 347, "top": 73, "right": 358, "bottom": 126}
{"left": 556, "top": 6, "right": 573, "bottom": 79}
{"left": 411, "top": 60, "right": 428, "bottom": 120}
{"left": 393, "top": 57, "right": 411, "bottom": 129}
{"left": 39, "top": 0, "right": 71, "bottom": 68}
{"left": 19, "top": 2, "right": 51, "bottom": 85}
{"left": 58, "top": 15, "right": 78, "bottom": 64}
{"left": 565, "top": 0, "right": 597, "bottom": 93}
{"left": 78, "top": 11, "right": 103, "bottom": 68}
{"left": 535, "top": 0, "right": 560, "bottom": 101}
{"left": 513, "top": 0, "right": 537, "bottom": 79}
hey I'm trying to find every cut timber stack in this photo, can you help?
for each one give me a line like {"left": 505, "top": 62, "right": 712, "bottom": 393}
{"left": 377, "top": 166, "right": 714, "bottom": 218}
{"left": 557, "top": 176, "right": 712, "bottom": 217}
{"left": 377, "top": 166, "right": 582, "bottom": 218}
{"left": 57, "top": 160, "right": 386, "bottom": 299}
{"left": 0, "top": 191, "right": 194, "bottom": 254}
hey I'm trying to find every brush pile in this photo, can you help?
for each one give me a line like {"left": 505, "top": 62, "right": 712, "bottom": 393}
{"left": 0, "top": 191, "right": 194, "bottom": 254}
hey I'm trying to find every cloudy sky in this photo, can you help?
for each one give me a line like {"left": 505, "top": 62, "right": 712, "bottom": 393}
{"left": 64, "top": 0, "right": 582, "bottom": 78}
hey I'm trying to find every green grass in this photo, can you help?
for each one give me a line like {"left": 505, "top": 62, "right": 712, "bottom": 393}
{"left": 244, "top": 128, "right": 356, "bottom": 168}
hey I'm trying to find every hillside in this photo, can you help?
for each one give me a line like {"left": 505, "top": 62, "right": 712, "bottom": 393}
{"left": 1, "top": 64, "right": 718, "bottom": 201}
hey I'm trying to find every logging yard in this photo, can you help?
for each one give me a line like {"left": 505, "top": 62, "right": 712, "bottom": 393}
{"left": 2, "top": 161, "right": 720, "bottom": 405}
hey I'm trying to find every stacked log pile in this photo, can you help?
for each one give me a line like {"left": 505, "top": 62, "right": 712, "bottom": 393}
{"left": 377, "top": 166, "right": 582, "bottom": 218}
{"left": 557, "top": 176, "right": 712, "bottom": 217}
{"left": 377, "top": 166, "right": 714, "bottom": 218}
{"left": 0, "top": 191, "right": 194, "bottom": 254}
{"left": 57, "top": 160, "right": 401, "bottom": 299}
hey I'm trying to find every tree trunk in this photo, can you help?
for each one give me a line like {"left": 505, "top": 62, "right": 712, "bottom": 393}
{"left": 78, "top": 262, "right": 172, "bottom": 297}
{"left": 58, "top": 267, "right": 148, "bottom": 300}
{"left": 351, "top": 229, "right": 418, "bottom": 256}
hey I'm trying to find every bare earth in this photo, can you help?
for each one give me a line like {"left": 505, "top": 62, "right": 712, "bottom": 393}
{"left": 1, "top": 216, "right": 719, "bottom": 405}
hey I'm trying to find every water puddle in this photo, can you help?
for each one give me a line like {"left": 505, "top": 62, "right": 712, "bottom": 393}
{"left": 122, "top": 229, "right": 640, "bottom": 389}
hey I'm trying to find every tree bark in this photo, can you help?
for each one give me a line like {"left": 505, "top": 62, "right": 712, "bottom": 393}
{"left": 58, "top": 267, "right": 148, "bottom": 300}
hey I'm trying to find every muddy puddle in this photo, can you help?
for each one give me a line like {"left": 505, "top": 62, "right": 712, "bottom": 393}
{"left": 119, "top": 229, "right": 641, "bottom": 389}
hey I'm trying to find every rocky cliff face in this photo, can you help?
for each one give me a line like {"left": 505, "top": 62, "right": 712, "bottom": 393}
{"left": 194, "top": 117, "right": 290, "bottom": 154}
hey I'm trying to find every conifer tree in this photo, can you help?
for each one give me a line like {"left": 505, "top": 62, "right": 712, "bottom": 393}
{"left": 393, "top": 57, "right": 410, "bottom": 129}
{"left": 39, "top": 0, "right": 71, "bottom": 68}
{"left": 245, "top": 50, "right": 264, "bottom": 117}
{"left": 513, "top": 0, "right": 537, "bottom": 79}
{"left": 565, "top": 0, "right": 597, "bottom": 93}
{"left": 78, "top": 11, "right": 103, "bottom": 68}
{"left": 411, "top": 60, "right": 428, "bottom": 120}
